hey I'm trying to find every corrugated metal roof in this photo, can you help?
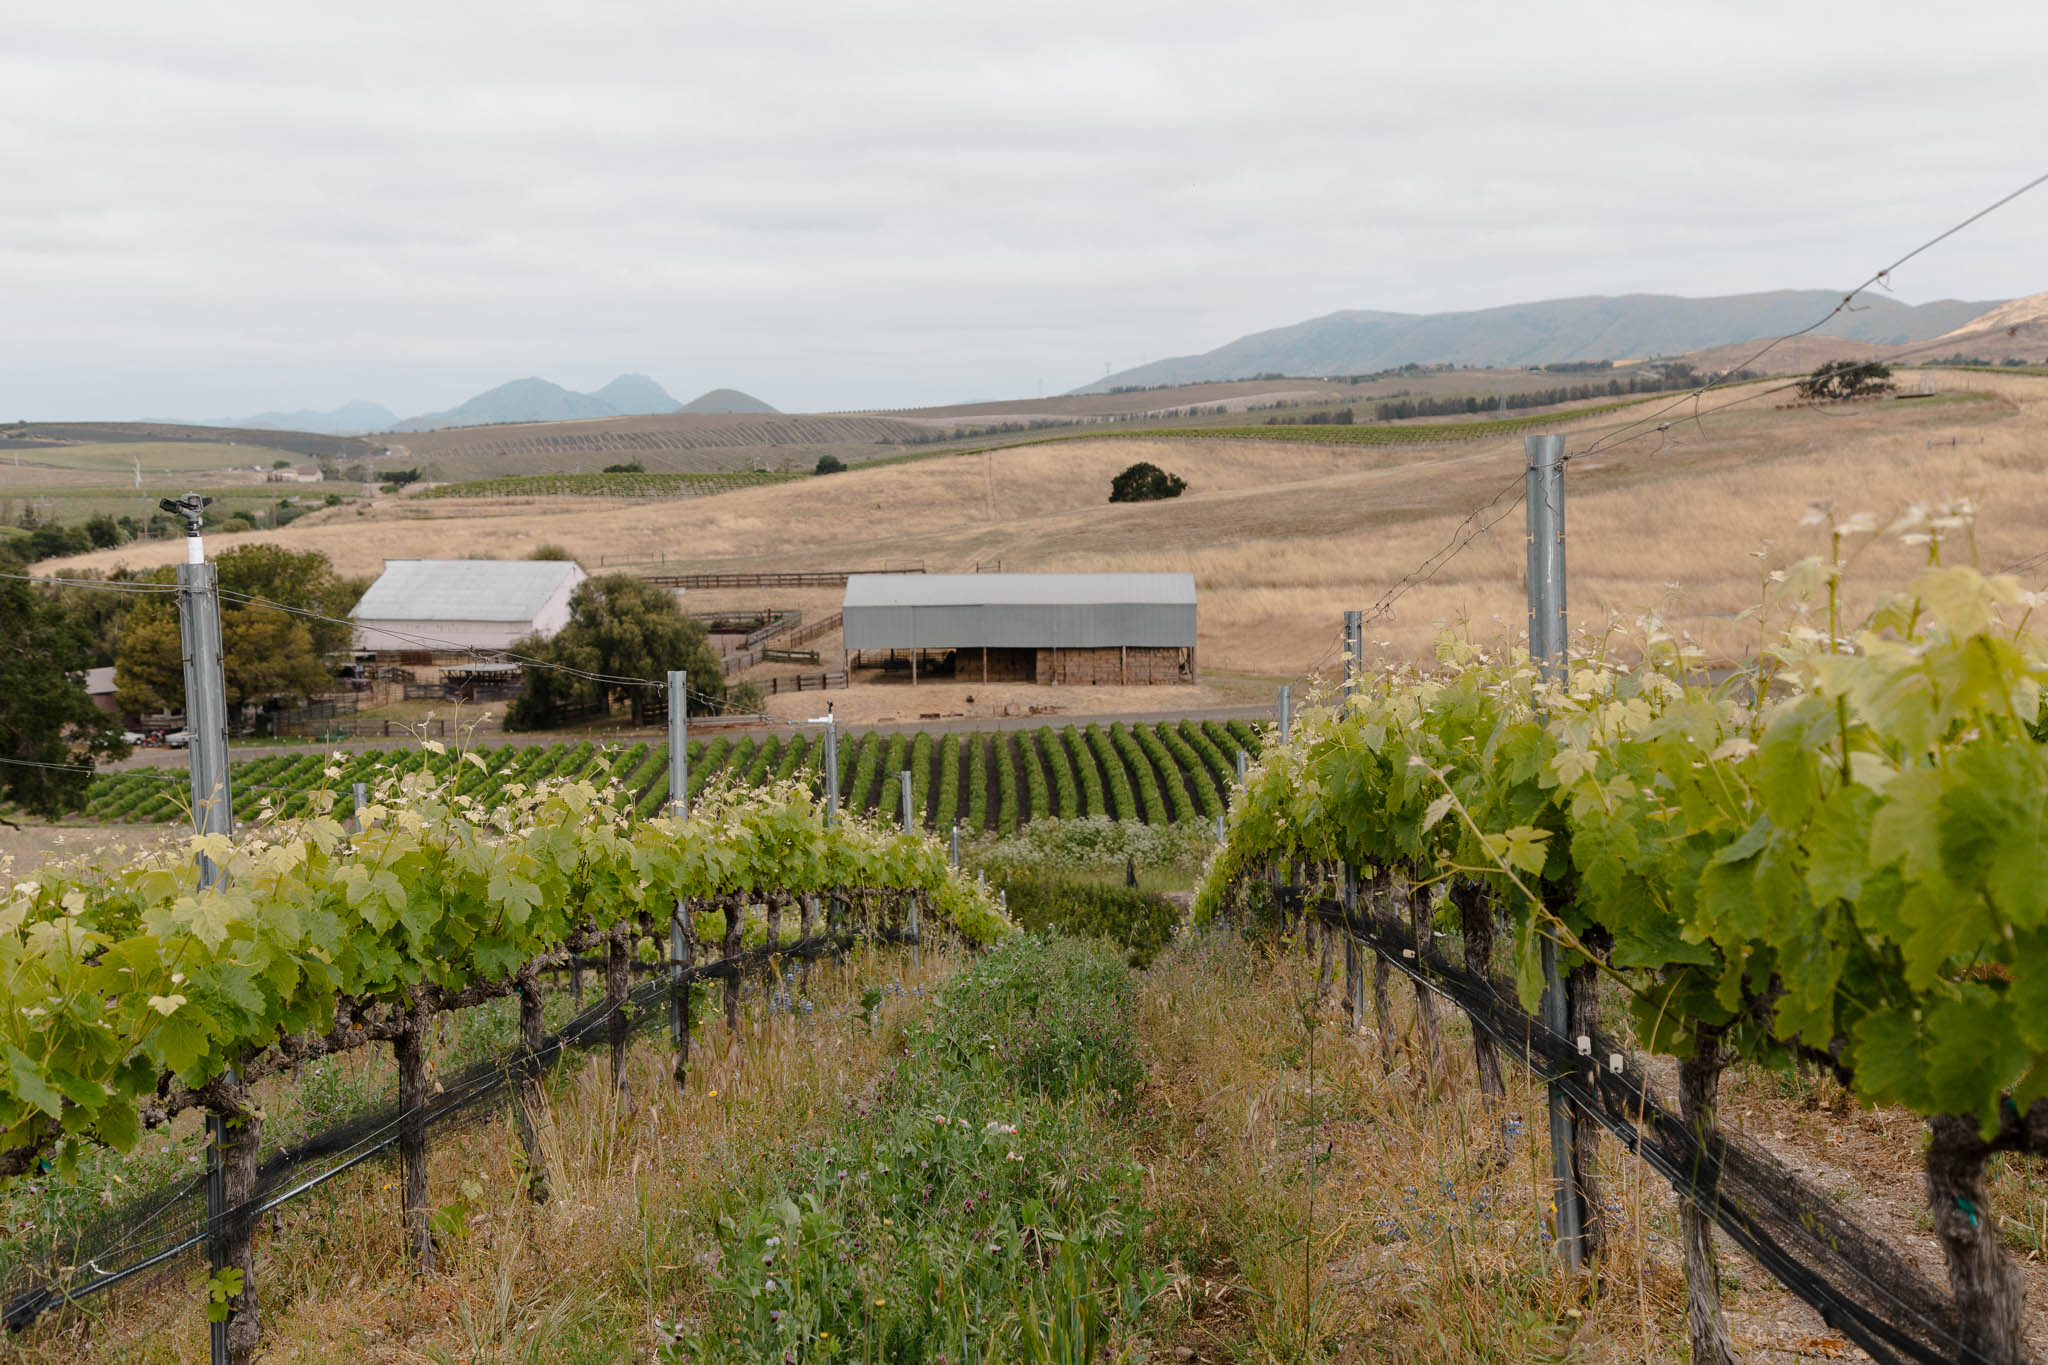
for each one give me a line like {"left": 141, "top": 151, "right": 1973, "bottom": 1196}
{"left": 842, "top": 573, "right": 1197, "bottom": 651}
{"left": 351, "top": 560, "right": 586, "bottom": 623}
{"left": 843, "top": 573, "right": 1195, "bottom": 608}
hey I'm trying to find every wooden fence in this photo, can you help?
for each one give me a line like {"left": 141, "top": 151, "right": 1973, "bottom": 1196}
{"left": 761, "top": 671, "right": 847, "bottom": 695}
{"left": 644, "top": 564, "right": 923, "bottom": 590}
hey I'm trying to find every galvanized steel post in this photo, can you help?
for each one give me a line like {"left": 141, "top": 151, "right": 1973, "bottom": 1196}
{"left": 1344, "top": 609, "right": 1364, "bottom": 700}
{"left": 1525, "top": 433, "right": 1584, "bottom": 1272}
{"left": 667, "top": 671, "right": 690, "bottom": 1056}
{"left": 1277, "top": 684, "right": 1291, "bottom": 743}
{"left": 173, "top": 504, "right": 235, "bottom": 1365}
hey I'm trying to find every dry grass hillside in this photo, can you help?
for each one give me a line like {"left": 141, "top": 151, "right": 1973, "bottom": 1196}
{"left": 49, "top": 370, "right": 2048, "bottom": 678}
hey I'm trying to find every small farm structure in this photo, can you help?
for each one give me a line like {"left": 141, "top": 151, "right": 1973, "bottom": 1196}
{"left": 841, "top": 572, "right": 1196, "bottom": 685}
{"left": 350, "top": 559, "right": 587, "bottom": 654}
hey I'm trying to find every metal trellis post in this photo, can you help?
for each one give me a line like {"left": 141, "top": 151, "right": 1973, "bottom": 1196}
{"left": 1525, "top": 433, "right": 1584, "bottom": 1272}
{"left": 1344, "top": 609, "right": 1364, "bottom": 701}
{"left": 667, "top": 671, "right": 689, "bottom": 1053}
{"left": 822, "top": 712, "right": 839, "bottom": 828}
{"left": 1277, "top": 684, "right": 1291, "bottom": 743}
{"left": 900, "top": 770, "right": 920, "bottom": 960}
{"left": 173, "top": 497, "right": 235, "bottom": 1365}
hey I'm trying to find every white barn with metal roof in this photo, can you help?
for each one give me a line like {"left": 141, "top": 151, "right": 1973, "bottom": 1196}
{"left": 350, "top": 559, "right": 588, "bottom": 653}
{"left": 842, "top": 572, "right": 1196, "bottom": 684}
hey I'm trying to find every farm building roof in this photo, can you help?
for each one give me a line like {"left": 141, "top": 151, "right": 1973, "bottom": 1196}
{"left": 350, "top": 559, "right": 587, "bottom": 623}
{"left": 842, "top": 572, "right": 1196, "bottom": 650}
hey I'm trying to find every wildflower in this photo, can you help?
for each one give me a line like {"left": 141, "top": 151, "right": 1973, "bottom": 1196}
{"left": 874, "top": 1297, "right": 886, "bottom": 1307}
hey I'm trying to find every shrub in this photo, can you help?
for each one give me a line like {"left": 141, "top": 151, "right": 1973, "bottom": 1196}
{"left": 813, "top": 454, "right": 847, "bottom": 475}
{"left": 996, "top": 875, "right": 1182, "bottom": 969}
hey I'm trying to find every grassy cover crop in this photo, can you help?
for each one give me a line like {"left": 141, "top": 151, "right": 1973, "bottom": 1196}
{"left": 672, "top": 936, "right": 1153, "bottom": 1361}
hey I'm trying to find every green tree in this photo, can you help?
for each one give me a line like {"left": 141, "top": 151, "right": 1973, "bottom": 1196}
{"left": 0, "top": 578, "right": 128, "bottom": 818}
{"left": 506, "top": 575, "right": 726, "bottom": 730}
{"left": 113, "top": 545, "right": 366, "bottom": 717}
{"left": 1107, "top": 462, "right": 1188, "bottom": 503}
{"left": 1798, "top": 359, "right": 1895, "bottom": 401}
{"left": 84, "top": 514, "right": 124, "bottom": 549}
{"left": 813, "top": 454, "right": 847, "bottom": 475}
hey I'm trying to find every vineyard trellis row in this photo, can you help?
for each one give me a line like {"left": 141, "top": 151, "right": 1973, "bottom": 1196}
{"left": 1198, "top": 548, "right": 2048, "bottom": 1365}
{"left": 0, "top": 771, "right": 1006, "bottom": 1364}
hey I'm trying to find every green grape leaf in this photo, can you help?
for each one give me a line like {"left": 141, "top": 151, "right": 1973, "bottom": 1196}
{"left": 5, "top": 1046, "right": 64, "bottom": 1120}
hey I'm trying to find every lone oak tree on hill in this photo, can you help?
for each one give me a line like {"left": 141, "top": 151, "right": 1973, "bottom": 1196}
{"left": 113, "top": 544, "right": 367, "bottom": 718}
{"left": 506, "top": 574, "right": 726, "bottom": 729}
{"left": 1108, "top": 461, "right": 1188, "bottom": 503}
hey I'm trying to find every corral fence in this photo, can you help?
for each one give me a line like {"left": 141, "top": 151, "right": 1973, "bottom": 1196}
{"left": 643, "top": 563, "right": 924, "bottom": 590}
{"left": 785, "top": 611, "right": 842, "bottom": 648}
{"left": 1240, "top": 877, "right": 1976, "bottom": 1365}
{"left": 273, "top": 716, "right": 453, "bottom": 741}
{"left": 760, "top": 671, "right": 846, "bottom": 695}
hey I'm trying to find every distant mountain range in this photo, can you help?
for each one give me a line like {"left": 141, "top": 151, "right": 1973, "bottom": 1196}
{"left": 225, "top": 376, "right": 781, "bottom": 434}
{"left": 1079, "top": 291, "right": 2007, "bottom": 392}
{"left": 241, "top": 400, "right": 400, "bottom": 436}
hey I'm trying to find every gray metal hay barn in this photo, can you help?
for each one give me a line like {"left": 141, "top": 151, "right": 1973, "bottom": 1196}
{"left": 841, "top": 572, "right": 1197, "bottom": 684}
{"left": 350, "top": 559, "right": 588, "bottom": 654}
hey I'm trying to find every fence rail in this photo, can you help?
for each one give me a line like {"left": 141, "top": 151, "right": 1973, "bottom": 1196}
{"left": 644, "top": 564, "right": 924, "bottom": 590}
{"left": 761, "top": 671, "right": 846, "bottom": 695}
{"left": 271, "top": 717, "right": 451, "bottom": 740}
{"left": 786, "top": 611, "right": 842, "bottom": 648}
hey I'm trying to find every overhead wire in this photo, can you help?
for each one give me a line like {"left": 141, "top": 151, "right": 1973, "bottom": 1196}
{"left": 1347, "top": 166, "right": 2048, "bottom": 640}
{"left": 1567, "top": 168, "right": 2048, "bottom": 465}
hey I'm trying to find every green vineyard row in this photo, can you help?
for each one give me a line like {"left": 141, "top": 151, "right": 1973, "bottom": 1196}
{"left": 1198, "top": 552, "right": 2048, "bottom": 1342}
{"left": 413, "top": 470, "right": 797, "bottom": 500}
{"left": 85, "top": 719, "right": 1266, "bottom": 832}
{"left": 1134, "top": 397, "right": 1654, "bottom": 446}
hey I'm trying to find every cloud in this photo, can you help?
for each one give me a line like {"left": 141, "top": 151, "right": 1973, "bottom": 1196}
{"left": 4, "top": 0, "right": 2047, "bottom": 419}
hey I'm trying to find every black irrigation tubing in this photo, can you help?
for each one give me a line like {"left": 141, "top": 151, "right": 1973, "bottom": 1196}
{"left": 1285, "top": 889, "right": 1980, "bottom": 1365}
{"left": 2, "top": 922, "right": 902, "bottom": 1332}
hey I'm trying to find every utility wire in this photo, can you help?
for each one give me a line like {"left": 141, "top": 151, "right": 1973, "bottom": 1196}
{"left": 1355, "top": 167, "right": 2048, "bottom": 632}
{"left": 1569, "top": 169, "right": 2048, "bottom": 464}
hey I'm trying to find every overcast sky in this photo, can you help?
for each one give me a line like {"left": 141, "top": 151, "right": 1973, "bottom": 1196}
{"left": 7, "top": 0, "right": 2047, "bottom": 421}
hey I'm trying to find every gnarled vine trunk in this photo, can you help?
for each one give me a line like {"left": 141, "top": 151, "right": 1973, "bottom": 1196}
{"left": 1927, "top": 1114, "right": 2036, "bottom": 1365}
{"left": 210, "top": 1078, "right": 263, "bottom": 1365}
{"left": 515, "top": 972, "right": 550, "bottom": 1204}
{"left": 1450, "top": 882, "right": 1506, "bottom": 1107}
{"left": 1406, "top": 878, "right": 1444, "bottom": 1090}
{"left": 723, "top": 899, "right": 745, "bottom": 1030}
{"left": 394, "top": 1000, "right": 435, "bottom": 1272}
{"left": 1678, "top": 1046, "right": 1735, "bottom": 1365}
{"left": 672, "top": 902, "right": 697, "bottom": 1091}
{"left": 607, "top": 927, "right": 632, "bottom": 1101}
{"left": 1369, "top": 872, "right": 1399, "bottom": 1074}
{"left": 1565, "top": 957, "right": 1604, "bottom": 1262}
